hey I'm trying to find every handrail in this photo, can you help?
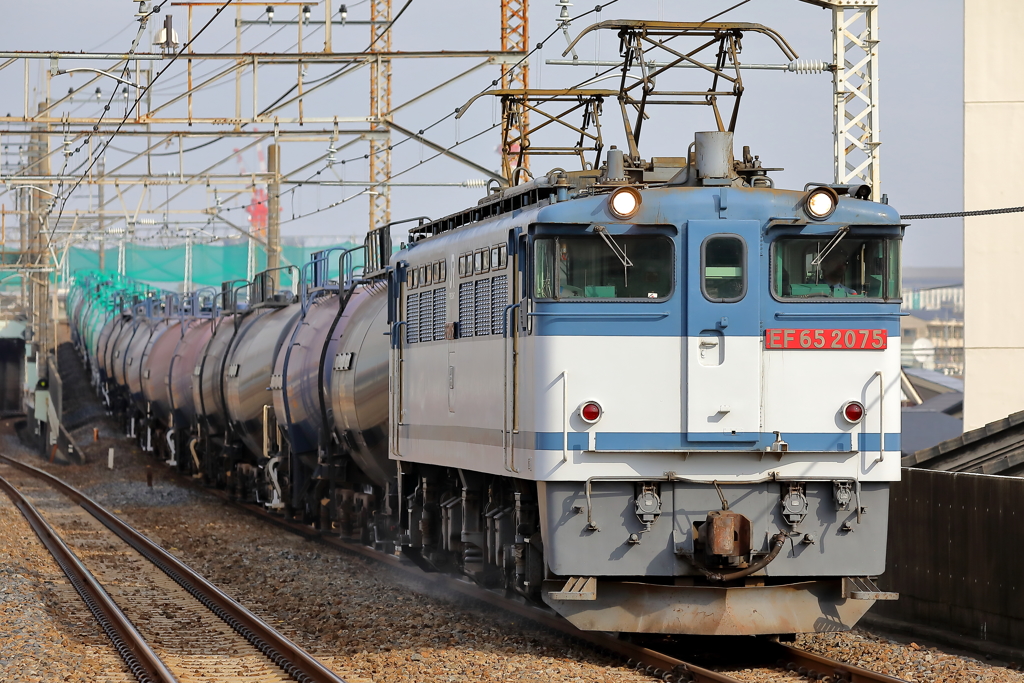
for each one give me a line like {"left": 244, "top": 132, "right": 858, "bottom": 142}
{"left": 560, "top": 370, "right": 569, "bottom": 464}
{"left": 774, "top": 312, "right": 908, "bottom": 319}
{"left": 502, "top": 303, "right": 521, "bottom": 474}
{"left": 390, "top": 320, "right": 409, "bottom": 457}
{"left": 528, "top": 311, "right": 669, "bottom": 319}
{"left": 874, "top": 370, "right": 884, "bottom": 464}
{"left": 251, "top": 264, "right": 300, "bottom": 305}
{"left": 300, "top": 247, "right": 345, "bottom": 316}
{"left": 220, "top": 279, "right": 249, "bottom": 313}
{"left": 298, "top": 245, "right": 366, "bottom": 316}
{"left": 231, "top": 281, "right": 251, "bottom": 332}
{"left": 337, "top": 246, "right": 367, "bottom": 313}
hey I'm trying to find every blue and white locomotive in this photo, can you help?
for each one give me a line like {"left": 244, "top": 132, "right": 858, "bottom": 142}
{"left": 70, "top": 19, "right": 903, "bottom": 638}
{"left": 387, "top": 131, "right": 901, "bottom": 635}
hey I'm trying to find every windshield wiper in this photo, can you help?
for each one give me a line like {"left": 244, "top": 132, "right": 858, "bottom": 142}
{"left": 810, "top": 225, "right": 851, "bottom": 267}
{"left": 592, "top": 225, "right": 634, "bottom": 269}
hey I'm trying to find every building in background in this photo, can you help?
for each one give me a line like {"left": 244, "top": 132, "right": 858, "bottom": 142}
{"left": 901, "top": 270, "right": 964, "bottom": 376}
{"left": 964, "top": 1, "right": 1024, "bottom": 431}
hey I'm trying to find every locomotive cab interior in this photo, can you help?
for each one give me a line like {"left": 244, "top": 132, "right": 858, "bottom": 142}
{"left": 532, "top": 228, "right": 675, "bottom": 301}
{"left": 773, "top": 233, "right": 901, "bottom": 301}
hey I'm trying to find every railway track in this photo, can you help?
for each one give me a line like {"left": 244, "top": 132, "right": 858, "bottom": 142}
{"left": 151, "top": 463, "right": 911, "bottom": 683}
{"left": 0, "top": 455, "right": 346, "bottom": 683}
{"left": 0, "top": 452, "right": 910, "bottom": 683}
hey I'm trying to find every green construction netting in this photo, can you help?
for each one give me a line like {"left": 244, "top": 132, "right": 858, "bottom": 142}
{"left": 66, "top": 241, "right": 363, "bottom": 290}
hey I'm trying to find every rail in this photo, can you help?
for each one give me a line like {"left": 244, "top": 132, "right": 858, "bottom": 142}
{"left": 177, "top": 475, "right": 911, "bottom": 683}
{"left": 0, "top": 454, "right": 348, "bottom": 683}
{"left": 0, "top": 472, "right": 177, "bottom": 683}
{"left": 765, "top": 642, "right": 908, "bottom": 683}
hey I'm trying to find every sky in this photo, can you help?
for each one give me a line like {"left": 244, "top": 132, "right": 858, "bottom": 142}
{"left": 0, "top": 0, "right": 964, "bottom": 268}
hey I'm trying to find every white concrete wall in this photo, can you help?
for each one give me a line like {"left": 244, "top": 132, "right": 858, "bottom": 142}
{"left": 963, "top": 0, "right": 1024, "bottom": 430}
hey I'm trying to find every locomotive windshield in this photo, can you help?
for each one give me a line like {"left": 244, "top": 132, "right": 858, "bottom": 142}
{"left": 534, "top": 235, "right": 673, "bottom": 300}
{"left": 773, "top": 235, "right": 901, "bottom": 301}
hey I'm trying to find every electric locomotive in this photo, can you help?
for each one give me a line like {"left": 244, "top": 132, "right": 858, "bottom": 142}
{"left": 381, "top": 131, "right": 902, "bottom": 635}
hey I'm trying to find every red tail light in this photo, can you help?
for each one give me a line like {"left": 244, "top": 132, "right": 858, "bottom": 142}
{"left": 842, "top": 401, "right": 865, "bottom": 424}
{"left": 580, "top": 401, "right": 602, "bottom": 424}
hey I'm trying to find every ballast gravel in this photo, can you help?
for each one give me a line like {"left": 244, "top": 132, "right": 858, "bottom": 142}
{"left": 1, "top": 419, "right": 651, "bottom": 682}
{"left": 794, "top": 631, "right": 1024, "bottom": 683}
{"left": 3, "top": 411, "right": 1024, "bottom": 682}
{"left": 0, "top": 461, "right": 133, "bottom": 683}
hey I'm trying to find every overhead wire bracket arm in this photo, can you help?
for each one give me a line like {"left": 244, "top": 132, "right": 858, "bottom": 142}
{"left": 386, "top": 121, "right": 506, "bottom": 184}
{"left": 560, "top": 20, "right": 798, "bottom": 61}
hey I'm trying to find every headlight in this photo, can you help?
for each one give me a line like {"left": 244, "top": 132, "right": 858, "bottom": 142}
{"left": 805, "top": 187, "right": 839, "bottom": 220}
{"left": 608, "top": 187, "right": 642, "bottom": 219}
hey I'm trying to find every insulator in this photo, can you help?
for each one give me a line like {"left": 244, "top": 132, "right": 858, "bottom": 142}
{"left": 462, "top": 179, "right": 488, "bottom": 188}
{"left": 787, "top": 59, "right": 830, "bottom": 74}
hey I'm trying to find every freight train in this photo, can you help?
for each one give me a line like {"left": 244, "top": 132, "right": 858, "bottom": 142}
{"left": 68, "top": 20, "right": 903, "bottom": 638}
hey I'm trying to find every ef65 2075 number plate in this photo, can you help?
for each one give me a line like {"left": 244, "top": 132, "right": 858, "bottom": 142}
{"left": 765, "top": 328, "right": 887, "bottom": 350}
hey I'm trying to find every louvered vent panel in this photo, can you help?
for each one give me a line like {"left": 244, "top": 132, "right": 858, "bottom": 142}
{"left": 419, "top": 290, "right": 433, "bottom": 343}
{"left": 458, "top": 282, "right": 474, "bottom": 338}
{"left": 474, "top": 278, "right": 492, "bottom": 336}
{"left": 433, "top": 287, "right": 447, "bottom": 341}
{"left": 406, "top": 292, "right": 419, "bottom": 344}
{"left": 490, "top": 275, "right": 509, "bottom": 335}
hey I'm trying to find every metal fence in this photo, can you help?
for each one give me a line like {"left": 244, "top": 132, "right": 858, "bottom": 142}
{"left": 874, "top": 468, "right": 1024, "bottom": 648}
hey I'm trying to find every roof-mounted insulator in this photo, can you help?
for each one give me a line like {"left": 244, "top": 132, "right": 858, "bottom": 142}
{"left": 787, "top": 59, "right": 831, "bottom": 74}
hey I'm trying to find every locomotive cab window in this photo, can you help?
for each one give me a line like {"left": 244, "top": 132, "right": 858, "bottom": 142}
{"left": 773, "top": 234, "right": 901, "bottom": 301}
{"left": 701, "top": 235, "right": 747, "bottom": 303}
{"left": 533, "top": 234, "right": 673, "bottom": 300}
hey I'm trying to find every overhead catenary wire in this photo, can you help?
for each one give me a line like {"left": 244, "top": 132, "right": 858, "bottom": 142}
{"left": 209, "top": 1, "right": 623, "bottom": 229}
{"left": 902, "top": 206, "right": 1024, "bottom": 220}
{"left": 44, "top": 0, "right": 236, "bottom": 255}
{"left": 258, "top": 0, "right": 416, "bottom": 114}
{"left": 46, "top": 0, "right": 623, "bottom": 245}
{"left": 39, "top": 8, "right": 159, "bottom": 254}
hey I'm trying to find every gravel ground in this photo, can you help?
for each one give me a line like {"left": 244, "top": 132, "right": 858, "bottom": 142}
{"left": 0, "top": 463, "right": 133, "bottom": 683}
{"left": 1, "top": 416, "right": 653, "bottom": 683}
{"left": 96, "top": 491, "right": 655, "bottom": 682}
{"left": 4, "top": 376, "right": 1024, "bottom": 683}
{"left": 793, "top": 631, "right": 1024, "bottom": 683}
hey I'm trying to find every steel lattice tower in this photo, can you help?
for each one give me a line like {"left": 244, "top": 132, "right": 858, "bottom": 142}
{"left": 369, "top": 0, "right": 393, "bottom": 228}
{"left": 500, "top": 0, "right": 529, "bottom": 180}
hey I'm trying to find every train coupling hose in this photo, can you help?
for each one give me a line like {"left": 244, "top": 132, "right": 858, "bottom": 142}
{"left": 188, "top": 438, "right": 201, "bottom": 476}
{"left": 697, "top": 531, "right": 788, "bottom": 582}
{"left": 165, "top": 429, "right": 177, "bottom": 467}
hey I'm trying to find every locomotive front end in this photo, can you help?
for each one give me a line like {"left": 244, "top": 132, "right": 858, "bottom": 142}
{"left": 523, "top": 135, "right": 903, "bottom": 635}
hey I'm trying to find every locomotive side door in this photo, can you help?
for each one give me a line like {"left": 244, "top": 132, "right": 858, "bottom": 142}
{"left": 685, "top": 220, "right": 762, "bottom": 443}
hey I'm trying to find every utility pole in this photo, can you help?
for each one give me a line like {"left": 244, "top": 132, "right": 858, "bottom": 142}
{"left": 30, "top": 101, "right": 53, "bottom": 363}
{"left": 369, "top": 0, "right": 392, "bottom": 229}
{"left": 97, "top": 156, "right": 105, "bottom": 271}
{"left": 266, "top": 143, "right": 281, "bottom": 273}
{"left": 183, "top": 232, "right": 193, "bottom": 292}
